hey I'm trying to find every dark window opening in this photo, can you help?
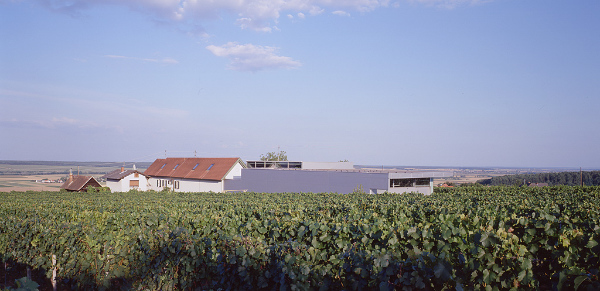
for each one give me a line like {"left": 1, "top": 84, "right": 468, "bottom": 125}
{"left": 390, "top": 178, "right": 431, "bottom": 188}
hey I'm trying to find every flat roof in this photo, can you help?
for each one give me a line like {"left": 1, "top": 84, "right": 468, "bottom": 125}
{"left": 243, "top": 168, "right": 453, "bottom": 178}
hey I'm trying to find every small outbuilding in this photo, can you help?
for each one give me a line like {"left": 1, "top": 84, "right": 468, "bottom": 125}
{"left": 60, "top": 170, "right": 102, "bottom": 192}
{"left": 103, "top": 166, "right": 149, "bottom": 192}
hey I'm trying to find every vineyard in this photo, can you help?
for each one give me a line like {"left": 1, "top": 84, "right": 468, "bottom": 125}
{"left": 1, "top": 187, "right": 600, "bottom": 290}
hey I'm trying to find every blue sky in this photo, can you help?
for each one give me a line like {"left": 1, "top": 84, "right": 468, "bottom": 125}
{"left": 1, "top": 0, "right": 599, "bottom": 168}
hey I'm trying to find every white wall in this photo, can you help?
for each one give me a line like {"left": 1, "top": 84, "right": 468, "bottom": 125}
{"left": 148, "top": 177, "right": 222, "bottom": 192}
{"left": 107, "top": 173, "right": 149, "bottom": 192}
{"left": 225, "top": 162, "right": 244, "bottom": 179}
{"left": 106, "top": 180, "right": 122, "bottom": 192}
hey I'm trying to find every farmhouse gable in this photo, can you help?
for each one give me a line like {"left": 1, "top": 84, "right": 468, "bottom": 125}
{"left": 103, "top": 166, "right": 149, "bottom": 192}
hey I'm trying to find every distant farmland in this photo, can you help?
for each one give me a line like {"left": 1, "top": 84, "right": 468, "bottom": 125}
{"left": 0, "top": 160, "right": 151, "bottom": 192}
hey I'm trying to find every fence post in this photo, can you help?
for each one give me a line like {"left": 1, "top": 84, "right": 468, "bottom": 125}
{"left": 52, "top": 255, "right": 57, "bottom": 291}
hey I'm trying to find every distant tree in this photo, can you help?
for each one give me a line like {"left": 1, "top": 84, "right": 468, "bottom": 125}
{"left": 476, "top": 171, "right": 600, "bottom": 186}
{"left": 339, "top": 159, "right": 349, "bottom": 162}
{"left": 260, "top": 150, "right": 288, "bottom": 161}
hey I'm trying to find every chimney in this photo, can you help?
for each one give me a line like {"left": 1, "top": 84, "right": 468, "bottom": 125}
{"left": 133, "top": 164, "right": 137, "bottom": 171}
{"left": 121, "top": 166, "right": 125, "bottom": 173}
{"left": 69, "top": 168, "right": 73, "bottom": 181}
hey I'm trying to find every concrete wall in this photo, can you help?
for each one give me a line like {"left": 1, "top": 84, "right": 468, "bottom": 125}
{"left": 387, "top": 186, "right": 431, "bottom": 195}
{"left": 387, "top": 178, "right": 434, "bottom": 195}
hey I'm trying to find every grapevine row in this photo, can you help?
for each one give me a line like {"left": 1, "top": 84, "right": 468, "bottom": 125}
{"left": 1, "top": 187, "right": 599, "bottom": 290}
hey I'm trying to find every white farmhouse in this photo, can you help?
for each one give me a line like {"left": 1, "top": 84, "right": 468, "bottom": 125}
{"left": 103, "top": 166, "right": 149, "bottom": 192}
{"left": 144, "top": 157, "right": 245, "bottom": 192}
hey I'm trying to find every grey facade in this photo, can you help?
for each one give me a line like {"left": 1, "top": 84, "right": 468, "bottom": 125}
{"left": 224, "top": 168, "right": 452, "bottom": 195}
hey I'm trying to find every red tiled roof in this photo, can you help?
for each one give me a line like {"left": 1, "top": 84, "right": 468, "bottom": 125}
{"left": 60, "top": 175, "right": 101, "bottom": 191}
{"left": 144, "top": 158, "right": 244, "bottom": 181}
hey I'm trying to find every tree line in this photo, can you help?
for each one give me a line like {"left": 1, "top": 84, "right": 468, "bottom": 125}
{"left": 477, "top": 171, "right": 600, "bottom": 186}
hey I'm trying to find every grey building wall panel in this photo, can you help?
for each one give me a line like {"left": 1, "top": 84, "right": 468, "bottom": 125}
{"left": 225, "top": 169, "right": 389, "bottom": 194}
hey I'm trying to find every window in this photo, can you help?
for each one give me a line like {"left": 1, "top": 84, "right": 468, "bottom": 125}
{"left": 160, "top": 164, "right": 166, "bottom": 169}
{"left": 174, "top": 164, "right": 179, "bottom": 170}
{"left": 192, "top": 163, "right": 199, "bottom": 170}
{"left": 134, "top": 173, "right": 139, "bottom": 178}
{"left": 390, "top": 179, "right": 414, "bottom": 188}
{"left": 390, "top": 178, "right": 431, "bottom": 188}
{"left": 174, "top": 181, "right": 180, "bottom": 189}
{"left": 207, "top": 164, "right": 214, "bottom": 170}
{"left": 415, "top": 178, "right": 430, "bottom": 186}
{"left": 130, "top": 180, "right": 139, "bottom": 187}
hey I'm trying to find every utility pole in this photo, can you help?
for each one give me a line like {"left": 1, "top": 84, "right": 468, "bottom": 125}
{"left": 581, "top": 167, "right": 583, "bottom": 186}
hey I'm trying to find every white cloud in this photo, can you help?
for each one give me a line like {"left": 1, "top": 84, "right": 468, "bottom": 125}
{"left": 206, "top": 42, "right": 301, "bottom": 72}
{"left": 332, "top": 10, "right": 351, "bottom": 16}
{"left": 297, "top": 12, "right": 305, "bottom": 19}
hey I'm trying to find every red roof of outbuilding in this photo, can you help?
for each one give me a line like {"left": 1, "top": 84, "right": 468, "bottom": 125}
{"left": 60, "top": 175, "right": 101, "bottom": 191}
{"left": 144, "top": 157, "right": 244, "bottom": 181}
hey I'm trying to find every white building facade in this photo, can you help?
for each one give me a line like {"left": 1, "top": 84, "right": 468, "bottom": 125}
{"left": 103, "top": 167, "right": 149, "bottom": 192}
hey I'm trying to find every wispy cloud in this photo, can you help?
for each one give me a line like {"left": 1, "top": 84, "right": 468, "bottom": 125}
{"left": 206, "top": 42, "right": 301, "bottom": 72}
{"left": 104, "top": 54, "right": 179, "bottom": 64}
{"left": 1, "top": 116, "right": 124, "bottom": 133}
{"left": 0, "top": 88, "right": 189, "bottom": 121}
{"left": 27, "top": 0, "right": 491, "bottom": 33}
